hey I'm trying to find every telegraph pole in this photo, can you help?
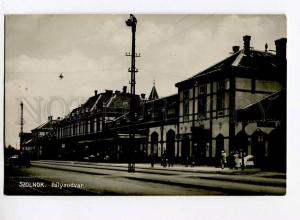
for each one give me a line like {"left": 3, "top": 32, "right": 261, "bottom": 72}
{"left": 125, "top": 14, "right": 140, "bottom": 172}
{"left": 126, "top": 14, "right": 140, "bottom": 95}
{"left": 20, "top": 101, "right": 24, "bottom": 151}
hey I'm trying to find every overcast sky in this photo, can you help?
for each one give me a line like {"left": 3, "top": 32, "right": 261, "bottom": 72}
{"left": 5, "top": 14, "right": 286, "bottom": 148}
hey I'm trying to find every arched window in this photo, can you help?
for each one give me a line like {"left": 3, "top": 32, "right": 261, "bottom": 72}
{"left": 216, "top": 133, "right": 225, "bottom": 159}
{"left": 235, "top": 130, "right": 248, "bottom": 152}
{"left": 151, "top": 132, "right": 159, "bottom": 156}
{"left": 166, "top": 130, "right": 175, "bottom": 159}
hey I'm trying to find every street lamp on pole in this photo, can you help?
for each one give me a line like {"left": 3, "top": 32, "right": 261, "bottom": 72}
{"left": 126, "top": 14, "right": 140, "bottom": 173}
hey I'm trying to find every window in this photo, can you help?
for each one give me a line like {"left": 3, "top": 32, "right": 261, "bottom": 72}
{"left": 86, "top": 122, "right": 88, "bottom": 133}
{"left": 79, "top": 122, "right": 82, "bottom": 134}
{"left": 82, "top": 121, "right": 85, "bottom": 134}
{"left": 97, "top": 118, "right": 101, "bottom": 132}
{"left": 216, "top": 80, "right": 225, "bottom": 113}
{"left": 183, "top": 90, "right": 189, "bottom": 121}
{"left": 94, "top": 118, "right": 97, "bottom": 132}
{"left": 90, "top": 119, "right": 94, "bottom": 133}
{"left": 73, "top": 123, "right": 76, "bottom": 136}
{"left": 76, "top": 122, "right": 79, "bottom": 135}
{"left": 198, "top": 84, "right": 207, "bottom": 117}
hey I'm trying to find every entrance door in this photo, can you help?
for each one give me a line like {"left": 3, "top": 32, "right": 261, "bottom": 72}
{"left": 268, "top": 127, "right": 286, "bottom": 171}
{"left": 192, "top": 127, "right": 210, "bottom": 164}
{"left": 235, "top": 130, "right": 248, "bottom": 152}
{"left": 216, "top": 134, "right": 225, "bottom": 164}
{"left": 151, "top": 132, "right": 158, "bottom": 157}
{"left": 251, "top": 129, "right": 266, "bottom": 168}
{"left": 181, "top": 136, "right": 190, "bottom": 162}
{"left": 166, "top": 130, "right": 175, "bottom": 160}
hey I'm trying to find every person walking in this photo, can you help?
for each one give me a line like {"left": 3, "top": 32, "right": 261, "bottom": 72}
{"left": 150, "top": 152, "right": 155, "bottom": 168}
{"left": 228, "top": 151, "right": 235, "bottom": 169}
{"left": 220, "top": 150, "right": 227, "bottom": 169}
{"left": 190, "top": 154, "right": 195, "bottom": 167}
{"left": 185, "top": 156, "right": 189, "bottom": 167}
{"left": 234, "top": 151, "right": 241, "bottom": 170}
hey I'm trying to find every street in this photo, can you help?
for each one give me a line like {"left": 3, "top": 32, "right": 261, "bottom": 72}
{"left": 4, "top": 160, "right": 286, "bottom": 195}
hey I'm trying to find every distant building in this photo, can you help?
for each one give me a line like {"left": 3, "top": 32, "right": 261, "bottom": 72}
{"left": 22, "top": 116, "right": 57, "bottom": 159}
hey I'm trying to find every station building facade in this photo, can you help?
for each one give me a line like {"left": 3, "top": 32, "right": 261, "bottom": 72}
{"left": 22, "top": 35, "right": 286, "bottom": 170}
{"left": 174, "top": 36, "right": 286, "bottom": 169}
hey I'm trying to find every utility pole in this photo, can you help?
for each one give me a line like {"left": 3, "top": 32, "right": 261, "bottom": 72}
{"left": 20, "top": 101, "right": 24, "bottom": 151}
{"left": 125, "top": 14, "right": 140, "bottom": 172}
{"left": 126, "top": 14, "right": 140, "bottom": 95}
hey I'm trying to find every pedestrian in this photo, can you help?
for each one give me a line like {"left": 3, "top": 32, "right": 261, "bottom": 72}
{"left": 163, "top": 155, "right": 167, "bottom": 168}
{"left": 162, "top": 151, "right": 167, "bottom": 168}
{"left": 128, "top": 149, "right": 136, "bottom": 173}
{"left": 190, "top": 154, "right": 195, "bottom": 167}
{"left": 228, "top": 151, "right": 235, "bottom": 169}
{"left": 185, "top": 156, "right": 189, "bottom": 167}
{"left": 234, "top": 151, "right": 241, "bottom": 170}
{"left": 168, "top": 156, "right": 174, "bottom": 167}
{"left": 215, "top": 151, "right": 221, "bottom": 168}
{"left": 220, "top": 150, "right": 227, "bottom": 169}
{"left": 150, "top": 153, "right": 155, "bottom": 168}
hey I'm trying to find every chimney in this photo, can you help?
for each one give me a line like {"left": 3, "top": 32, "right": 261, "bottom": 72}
{"left": 115, "top": 90, "right": 120, "bottom": 94}
{"left": 105, "top": 89, "right": 113, "bottom": 96}
{"left": 275, "top": 38, "right": 287, "bottom": 60}
{"left": 122, "top": 86, "right": 127, "bottom": 94}
{"left": 141, "top": 93, "right": 146, "bottom": 99}
{"left": 243, "top": 35, "right": 251, "bottom": 55}
{"left": 94, "top": 90, "right": 98, "bottom": 96}
{"left": 232, "top": 46, "right": 240, "bottom": 53}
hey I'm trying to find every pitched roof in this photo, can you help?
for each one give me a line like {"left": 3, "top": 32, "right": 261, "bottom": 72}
{"left": 148, "top": 85, "right": 159, "bottom": 100}
{"left": 176, "top": 49, "right": 278, "bottom": 87}
{"left": 32, "top": 120, "right": 56, "bottom": 131}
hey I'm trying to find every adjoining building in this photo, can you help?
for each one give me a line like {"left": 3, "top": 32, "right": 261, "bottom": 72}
{"left": 22, "top": 116, "right": 57, "bottom": 159}
{"left": 20, "top": 35, "right": 286, "bottom": 170}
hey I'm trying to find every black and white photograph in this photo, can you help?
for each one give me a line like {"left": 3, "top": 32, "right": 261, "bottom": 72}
{"left": 3, "top": 14, "right": 287, "bottom": 196}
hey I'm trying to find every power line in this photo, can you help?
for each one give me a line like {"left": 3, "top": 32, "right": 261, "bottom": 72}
{"left": 140, "top": 68, "right": 186, "bottom": 79}
{"left": 142, "top": 15, "right": 213, "bottom": 51}
{"left": 5, "top": 67, "right": 126, "bottom": 74}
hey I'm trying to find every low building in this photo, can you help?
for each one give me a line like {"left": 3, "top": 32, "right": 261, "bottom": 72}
{"left": 21, "top": 116, "right": 57, "bottom": 159}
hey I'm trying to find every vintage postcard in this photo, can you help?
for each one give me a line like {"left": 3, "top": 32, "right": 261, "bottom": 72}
{"left": 4, "top": 14, "right": 286, "bottom": 195}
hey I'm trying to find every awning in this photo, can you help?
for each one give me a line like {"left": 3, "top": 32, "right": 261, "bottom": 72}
{"left": 236, "top": 90, "right": 285, "bottom": 122}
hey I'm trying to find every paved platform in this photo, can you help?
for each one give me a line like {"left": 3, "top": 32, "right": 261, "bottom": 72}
{"left": 28, "top": 160, "right": 286, "bottom": 195}
{"left": 41, "top": 160, "right": 284, "bottom": 174}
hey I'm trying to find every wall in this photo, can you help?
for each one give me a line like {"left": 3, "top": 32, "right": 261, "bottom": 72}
{"left": 148, "top": 124, "right": 177, "bottom": 157}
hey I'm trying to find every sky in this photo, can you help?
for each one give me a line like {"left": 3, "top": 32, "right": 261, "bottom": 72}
{"left": 4, "top": 14, "right": 286, "bottom": 148}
